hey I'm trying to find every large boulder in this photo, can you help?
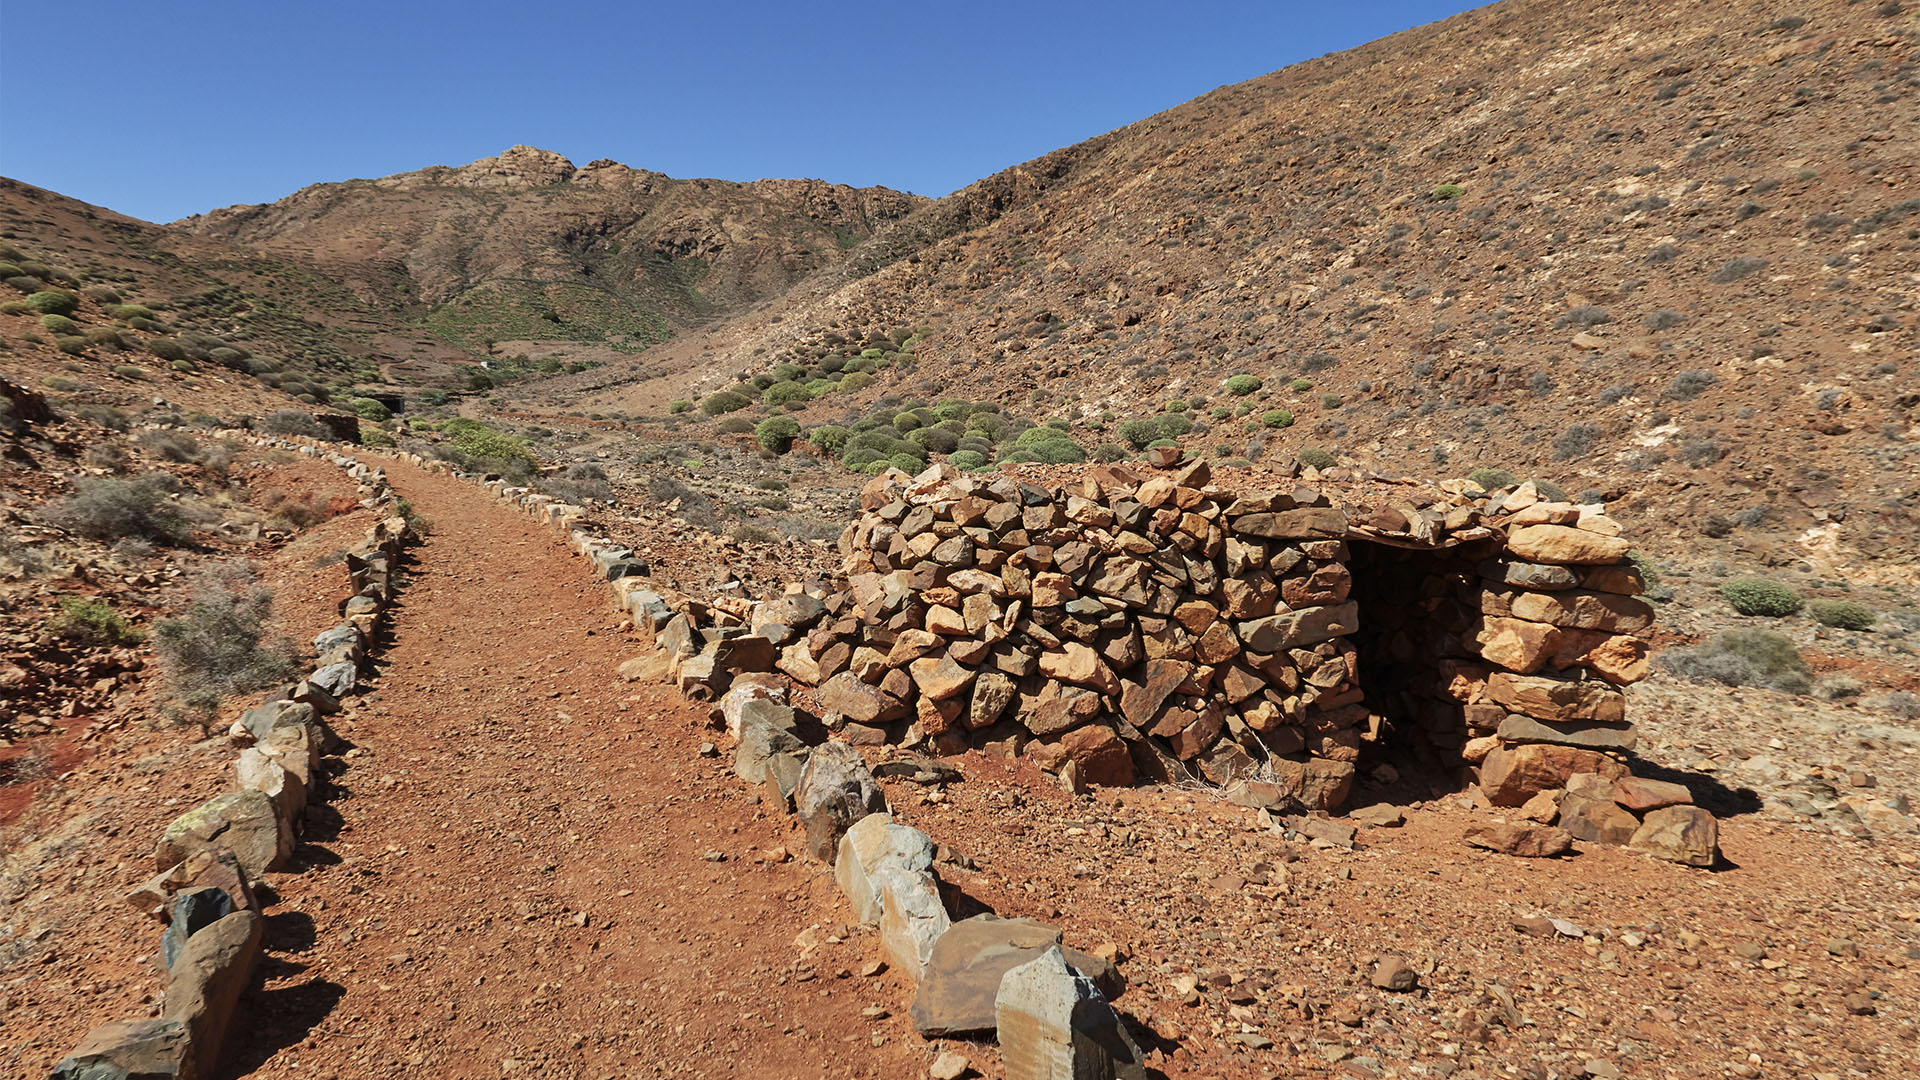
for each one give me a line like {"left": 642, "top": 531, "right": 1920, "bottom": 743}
{"left": 1628, "top": 805, "right": 1719, "bottom": 867}
{"left": 835, "top": 813, "right": 936, "bottom": 924}
{"left": 995, "top": 946, "right": 1147, "bottom": 1080}
{"left": 154, "top": 790, "right": 291, "bottom": 880}
{"left": 163, "top": 908, "right": 263, "bottom": 1080}
{"left": 875, "top": 866, "right": 951, "bottom": 980}
{"left": 50, "top": 1019, "right": 190, "bottom": 1080}
{"left": 1479, "top": 744, "right": 1625, "bottom": 807}
{"left": 911, "top": 915, "right": 1123, "bottom": 1038}
{"left": 793, "top": 743, "right": 888, "bottom": 862}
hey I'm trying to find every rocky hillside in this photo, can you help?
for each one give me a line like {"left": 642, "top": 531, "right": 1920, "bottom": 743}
{"left": 591, "top": 0, "right": 1917, "bottom": 574}
{"left": 176, "top": 146, "right": 924, "bottom": 360}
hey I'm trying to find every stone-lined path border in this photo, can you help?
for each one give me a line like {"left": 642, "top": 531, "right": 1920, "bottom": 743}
{"left": 52, "top": 442, "right": 414, "bottom": 1080}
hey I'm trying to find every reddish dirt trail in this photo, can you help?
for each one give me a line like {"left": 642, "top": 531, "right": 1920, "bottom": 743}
{"left": 222, "top": 461, "right": 932, "bottom": 1080}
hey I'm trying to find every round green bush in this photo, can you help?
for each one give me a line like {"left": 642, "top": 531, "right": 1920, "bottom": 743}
{"left": 1158, "top": 413, "right": 1193, "bottom": 438}
{"left": 148, "top": 337, "right": 188, "bottom": 362}
{"left": 1224, "top": 374, "right": 1262, "bottom": 396}
{"left": 1468, "top": 467, "right": 1520, "bottom": 491}
{"left": 107, "top": 303, "right": 155, "bottom": 322}
{"left": 58, "top": 337, "right": 91, "bottom": 356}
{"left": 948, "top": 449, "right": 988, "bottom": 471}
{"left": 1298, "top": 448, "right": 1336, "bottom": 469}
{"left": 1808, "top": 599, "right": 1875, "bottom": 631}
{"left": 1721, "top": 577, "right": 1804, "bottom": 617}
{"left": 700, "top": 391, "right": 751, "bottom": 416}
{"left": 1290, "top": 378, "right": 1313, "bottom": 392}
{"left": 351, "top": 397, "right": 392, "bottom": 421}
{"left": 755, "top": 416, "right": 802, "bottom": 454}
{"left": 668, "top": 399, "right": 692, "bottom": 414}
{"left": 715, "top": 415, "right": 754, "bottom": 434}
{"left": 807, "top": 425, "right": 850, "bottom": 455}
{"left": 25, "top": 289, "right": 79, "bottom": 316}
{"left": 999, "top": 425, "right": 1087, "bottom": 465}
{"left": 40, "top": 314, "right": 80, "bottom": 335}
{"left": 1117, "top": 419, "right": 1162, "bottom": 449}
{"left": 892, "top": 411, "right": 924, "bottom": 432}
{"left": 763, "top": 380, "right": 813, "bottom": 407}
{"left": 1260, "top": 409, "right": 1294, "bottom": 429}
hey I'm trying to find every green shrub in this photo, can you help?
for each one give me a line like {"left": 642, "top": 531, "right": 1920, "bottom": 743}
{"left": 1260, "top": 409, "right": 1294, "bottom": 429}
{"left": 755, "top": 416, "right": 802, "bottom": 454}
{"left": 999, "top": 425, "right": 1087, "bottom": 464}
{"left": 1468, "top": 467, "right": 1520, "bottom": 491}
{"left": 0, "top": 300, "right": 30, "bottom": 315}
{"left": 45, "top": 596, "right": 144, "bottom": 646}
{"left": 148, "top": 338, "right": 188, "bottom": 362}
{"left": 893, "top": 411, "right": 925, "bottom": 432}
{"left": 1809, "top": 600, "right": 1875, "bottom": 631}
{"left": 1224, "top": 374, "right": 1262, "bottom": 396}
{"left": 1116, "top": 419, "right": 1160, "bottom": 449}
{"left": 949, "top": 449, "right": 988, "bottom": 471}
{"left": 111, "top": 364, "right": 147, "bottom": 380}
{"left": 443, "top": 419, "right": 537, "bottom": 472}
{"left": 1298, "top": 448, "right": 1336, "bottom": 470}
{"left": 351, "top": 397, "right": 392, "bottom": 421}
{"left": 56, "top": 337, "right": 89, "bottom": 356}
{"left": 1092, "top": 442, "right": 1126, "bottom": 462}
{"left": 1158, "top": 413, "right": 1193, "bottom": 438}
{"left": 700, "top": 391, "right": 751, "bottom": 416}
{"left": 1533, "top": 479, "right": 1568, "bottom": 502}
{"left": 40, "top": 314, "right": 79, "bottom": 335}
{"left": 839, "top": 371, "right": 873, "bottom": 394}
{"left": 668, "top": 399, "right": 692, "bottom": 414}
{"left": 1661, "top": 628, "right": 1809, "bottom": 694}
{"left": 0, "top": 262, "right": 20, "bottom": 278}
{"left": 1290, "top": 378, "right": 1313, "bottom": 391}
{"left": 1721, "top": 577, "right": 1803, "bottom": 617}
{"left": 763, "top": 380, "right": 812, "bottom": 407}
{"left": 107, "top": 303, "right": 154, "bottom": 322}
{"left": 808, "top": 425, "right": 850, "bottom": 455}
{"left": 40, "top": 474, "right": 188, "bottom": 543}
{"left": 362, "top": 427, "right": 396, "bottom": 448}
{"left": 152, "top": 562, "right": 300, "bottom": 718}
{"left": 716, "top": 415, "right": 754, "bottom": 434}
{"left": 909, "top": 425, "right": 960, "bottom": 454}
{"left": 84, "top": 326, "right": 125, "bottom": 349}
{"left": 1431, "top": 183, "right": 1465, "bottom": 200}
{"left": 74, "top": 404, "right": 130, "bottom": 431}
{"left": 24, "top": 289, "right": 79, "bottom": 316}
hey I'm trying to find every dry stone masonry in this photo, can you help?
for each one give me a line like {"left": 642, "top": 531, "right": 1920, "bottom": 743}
{"left": 53, "top": 444, "right": 414, "bottom": 1080}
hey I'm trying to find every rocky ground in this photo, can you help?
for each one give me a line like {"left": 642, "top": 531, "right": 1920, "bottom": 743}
{"left": 6, "top": 445, "right": 1916, "bottom": 1079}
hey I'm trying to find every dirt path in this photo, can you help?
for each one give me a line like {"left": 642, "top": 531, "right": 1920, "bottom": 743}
{"left": 223, "top": 461, "right": 932, "bottom": 1079}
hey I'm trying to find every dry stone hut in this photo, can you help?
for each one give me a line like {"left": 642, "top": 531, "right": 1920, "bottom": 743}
{"left": 744, "top": 459, "right": 1653, "bottom": 812}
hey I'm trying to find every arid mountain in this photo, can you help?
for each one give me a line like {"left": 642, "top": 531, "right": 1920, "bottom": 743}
{"left": 567, "top": 0, "right": 1916, "bottom": 573}
{"left": 176, "top": 145, "right": 924, "bottom": 360}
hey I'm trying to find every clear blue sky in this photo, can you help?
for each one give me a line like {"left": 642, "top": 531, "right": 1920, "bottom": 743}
{"left": 0, "top": 0, "right": 1481, "bottom": 224}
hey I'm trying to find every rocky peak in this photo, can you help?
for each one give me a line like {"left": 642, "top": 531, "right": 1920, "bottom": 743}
{"left": 450, "top": 145, "right": 577, "bottom": 189}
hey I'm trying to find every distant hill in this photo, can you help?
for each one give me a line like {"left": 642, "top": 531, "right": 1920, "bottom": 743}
{"left": 175, "top": 146, "right": 924, "bottom": 364}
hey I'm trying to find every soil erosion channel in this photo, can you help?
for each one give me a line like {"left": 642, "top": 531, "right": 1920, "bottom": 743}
{"left": 226, "top": 461, "right": 926, "bottom": 1079}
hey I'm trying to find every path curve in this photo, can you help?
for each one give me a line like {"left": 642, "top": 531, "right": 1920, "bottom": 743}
{"left": 223, "top": 460, "right": 931, "bottom": 1079}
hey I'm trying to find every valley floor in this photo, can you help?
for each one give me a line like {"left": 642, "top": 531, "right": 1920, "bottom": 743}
{"left": 6, "top": 461, "right": 1917, "bottom": 1080}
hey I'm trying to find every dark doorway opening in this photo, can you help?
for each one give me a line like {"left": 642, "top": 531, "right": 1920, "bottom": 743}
{"left": 1343, "top": 536, "right": 1502, "bottom": 798}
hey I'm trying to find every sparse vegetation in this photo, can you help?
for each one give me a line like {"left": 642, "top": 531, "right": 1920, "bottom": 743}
{"left": 40, "top": 474, "right": 189, "bottom": 544}
{"left": 701, "top": 391, "right": 751, "bottom": 416}
{"left": 1721, "top": 577, "right": 1804, "bottom": 617}
{"left": 1297, "top": 448, "right": 1335, "bottom": 469}
{"left": 262, "top": 409, "right": 327, "bottom": 439}
{"left": 45, "top": 596, "right": 144, "bottom": 647}
{"left": 1468, "top": 467, "right": 1519, "bottom": 491}
{"left": 152, "top": 562, "right": 301, "bottom": 718}
{"left": 1661, "top": 628, "right": 1810, "bottom": 694}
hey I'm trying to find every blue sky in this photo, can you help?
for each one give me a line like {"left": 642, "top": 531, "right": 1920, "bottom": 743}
{"left": 0, "top": 1, "right": 1481, "bottom": 223}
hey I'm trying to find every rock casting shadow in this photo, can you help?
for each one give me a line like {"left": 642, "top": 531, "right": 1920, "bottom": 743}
{"left": 1626, "top": 755, "right": 1764, "bottom": 819}
{"left": 217, "top": 977, "right": 345, "bottom": 1079}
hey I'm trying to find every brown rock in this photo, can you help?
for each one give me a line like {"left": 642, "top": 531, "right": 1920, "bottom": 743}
{"left": 1280, "top": 563, "right": 1353, "bottom": 607}
{"left": 1559, "top": 791, "right": 1641, "bottom": 845}
{"left": 1219, "top": 572, "right": 1279, "bottom": 619}
{"left": 1518, "top": 789, "right": 1561, "bottom": 823}
{"left": 968, "top": 671, "right": 1016, "bottom": 729}
{"left": 1497, "top": 713, "right": 1637, "bottom": 752}
{"left": 1485, "top": 671, "right": 1625, "bottom": 724}
{"left": 1055, "top": 724, "right": 1135, "bottom": 787}
{"left": 1232, "top": 507, "right": 1348, "bottom": 540}
{"left": 1370, "top": 955, "right": 1419, "bottom": 991}
{"left": 1628, "top": 806, "right": 1719, "bottom": 867}
{"left": 1505, "top": 524, "right": 1632, "bottom": 565}
{"left": 1237, "top": 602, "right": 1359, "bottom": 653}
{"left": 1038, "top": 642, "right": 1120, "bottom": 694}
{"left": 1479, "top": 744, "right": 1626, "bottom": 807}
{"left": 1550, "top": 630, "right": 1651, "bottom": 685}
{"left": 1611, "top": 776, "right": 1694, "bottom": 813}
{"left": 909, "top": 654, "right": 976, "bottom": 701}
{"left": 1464, "top": 822, "right": 1574, "bottom": 857}
{"left": 1118, "top": 659, "right": 1189, "bottom": 726}
{"left": 1508, "top": 590, "right": 1655, "bottom": 634}
{"left": 818, "top": 672, "right": 908, "bottom": 724}
{"left": 1471, "top": 617, "right": 1564, "bottom": 674}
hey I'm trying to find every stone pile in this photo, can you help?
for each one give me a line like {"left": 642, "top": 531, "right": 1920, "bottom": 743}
{"left": 53, "top": 445, "right": 414, "bottom": 1080}
{"left": 750, "top": 463, "right": 1657, "bottom": 815}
